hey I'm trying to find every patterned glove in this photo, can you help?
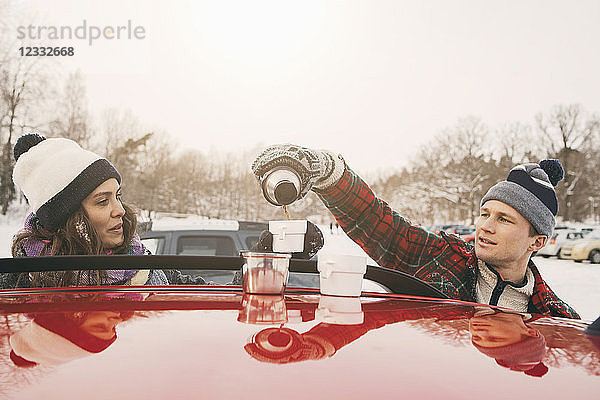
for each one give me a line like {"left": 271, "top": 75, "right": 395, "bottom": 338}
{"left": 251, "top": 144, "right": 344, "bottom": 198}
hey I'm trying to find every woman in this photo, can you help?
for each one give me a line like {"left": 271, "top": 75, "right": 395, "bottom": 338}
{"left": 2, "top": 133, "right": 202, "bottom": 288}
{"left": 9, "top": 293, "right": 143, "bottom": 368}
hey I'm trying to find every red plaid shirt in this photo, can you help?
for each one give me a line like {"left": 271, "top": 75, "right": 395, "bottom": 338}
{"left": 307, "top": 302, "right": 474, "bottom": 354}
{"left": 315, "top": 167, "right": 580, "bottom": 319}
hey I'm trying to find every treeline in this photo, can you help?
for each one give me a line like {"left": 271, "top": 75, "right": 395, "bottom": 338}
{"left": 2, "top": 19, "right": 599, "bottom": 225}
{"left": 86, "top": 105, "right": 600, "bottom": 226}
{"left": 370, "top": 111, "right": 600, "bottom": 225}
{"left": 0, "top": 53, "right": 325, "bottom": 222}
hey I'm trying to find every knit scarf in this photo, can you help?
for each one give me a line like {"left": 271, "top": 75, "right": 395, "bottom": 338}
{"left": 19, "top": 213, "right": 148, "bottom": 285}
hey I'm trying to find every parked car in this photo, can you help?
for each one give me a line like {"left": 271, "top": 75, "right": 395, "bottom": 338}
{"left": 139, "top": 217, "right": 267, "bottom": 256}
{"left": 139, "top": 217, "right": 267, "bottom": 284}
{"left": 455, "top": 226, "right": 475, "bottom": 244}
{"left": 560, "top": 229, "right": 600, "bottom": 263}
{"left": 581, "top": 226, "right": 600, "bottom": 236}
{"left": 0, "top": 255, "right": 598, "bottom": 399}
{"left": 427, "top": 225, "right": 475, "bottom": 244}
{"left": 428, "top": 224, "right": 464, "bottom": 235}
{"left": 538, "top": 229, "right": 584, "bottom": 258}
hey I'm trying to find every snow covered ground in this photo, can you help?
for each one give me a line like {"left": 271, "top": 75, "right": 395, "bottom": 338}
{"left": 1, "top": 217, "right": 598, "bottom": 321}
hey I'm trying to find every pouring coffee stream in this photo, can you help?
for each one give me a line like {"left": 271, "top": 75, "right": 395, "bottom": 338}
{"left": 282, "top": 205, "right": 290, "bottom": 220}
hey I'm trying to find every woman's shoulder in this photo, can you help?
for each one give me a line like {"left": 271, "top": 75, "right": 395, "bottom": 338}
{"left": 0, "top": 271, "right": 31, "bottom": 289}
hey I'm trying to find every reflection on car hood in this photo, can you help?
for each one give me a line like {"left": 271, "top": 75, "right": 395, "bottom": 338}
{"left": 0, "top": 288, "right": 598, "bottom": 399}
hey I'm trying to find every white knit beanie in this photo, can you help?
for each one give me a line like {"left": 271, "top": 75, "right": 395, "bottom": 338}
{"left": 12, "top": 134, "right": 121, "bottom": 231}
{"left": 9, "top": 321, "right": 93, "bottom": 366}
{"left": 9, "top": 312, "right": 117, "bottom": 367}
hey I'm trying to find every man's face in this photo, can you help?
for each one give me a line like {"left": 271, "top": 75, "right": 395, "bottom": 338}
{"left": 475, "top": 200, "right": 544, "bottom": 268}
{"left": 469, "top": 312, "right": 537, "bottom": 348}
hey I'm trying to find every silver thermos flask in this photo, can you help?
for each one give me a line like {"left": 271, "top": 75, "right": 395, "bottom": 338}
{"left": 260, "top": 166, "right": 302, "bottom": 206}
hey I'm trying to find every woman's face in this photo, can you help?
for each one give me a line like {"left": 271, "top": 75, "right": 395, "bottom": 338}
{"left": 81, "top": 178, "right": 125, "bottom": 249}
{"left": 78, "top": 311, "right": 124, "bottom": 340}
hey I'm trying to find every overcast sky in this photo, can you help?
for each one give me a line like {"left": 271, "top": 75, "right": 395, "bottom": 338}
{"left": 10, "top": 0, "right": 600, "bottom": 172}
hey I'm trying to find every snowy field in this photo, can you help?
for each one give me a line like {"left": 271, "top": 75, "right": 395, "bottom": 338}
{"left": 0, "top": 217, "right": 598, "bottom": 321}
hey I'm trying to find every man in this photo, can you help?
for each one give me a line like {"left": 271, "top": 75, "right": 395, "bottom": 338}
{"left": 251, "top": 144, "right": 579, "bottom": 319}
{"left": 470, "top": 308, "right": 549, "bottom": 377}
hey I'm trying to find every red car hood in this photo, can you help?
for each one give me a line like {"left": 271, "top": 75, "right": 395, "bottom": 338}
{"left": 0, "top": 287, "right": 598, "bottom": 399}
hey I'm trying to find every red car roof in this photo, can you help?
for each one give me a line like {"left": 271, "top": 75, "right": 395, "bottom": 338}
{"left": 0, "top": 288, "right": 598, "bottom": 399}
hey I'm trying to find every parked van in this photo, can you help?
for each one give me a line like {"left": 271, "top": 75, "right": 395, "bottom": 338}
{"left": 139, "top": 217, "right": 267, "bottom": 283}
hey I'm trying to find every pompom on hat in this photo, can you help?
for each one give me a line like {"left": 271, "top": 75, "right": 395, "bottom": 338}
{"left": 12, "top": 134, "right": 121, "bottom": 231}
{"left": 481, "top": 159, "right": 564, "bottom": 237}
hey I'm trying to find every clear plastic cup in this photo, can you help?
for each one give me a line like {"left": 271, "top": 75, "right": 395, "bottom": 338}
{"left": 237, "top": 294, "right": 288, "bottom": 325}
{"left": 241, "top": 251, "right": 291, "bottom": 294}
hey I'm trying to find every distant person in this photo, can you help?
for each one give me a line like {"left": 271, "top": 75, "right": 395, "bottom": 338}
{"left": 252, "top": 144, "right": 579, "bottom": 319}
{"left": 2, "top": 134, "right": 204, "bottom": 289}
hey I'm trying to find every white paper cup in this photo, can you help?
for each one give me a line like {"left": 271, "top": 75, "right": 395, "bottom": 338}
{"left": 317, "top": 253, "right": 367, "bottom": 297}
{"left": 316, "top": 295, "right": 364, "bottom": 325}
{"left": 241, "top": 252, "right": 291, "bottom": 294}
{"left": 269, "top": 220, "right": 307, "bottom": 253}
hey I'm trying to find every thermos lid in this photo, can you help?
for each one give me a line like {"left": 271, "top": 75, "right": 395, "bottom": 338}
{"left": 274, "top": 181, "right": 298, "bottom": 205}
{"left": 261, "top": 167, "right": 302, "bottom": 206}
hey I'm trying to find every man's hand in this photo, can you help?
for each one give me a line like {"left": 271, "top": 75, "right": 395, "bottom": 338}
{"left": 251, "top": 144, "right": 338, "bottom": 197}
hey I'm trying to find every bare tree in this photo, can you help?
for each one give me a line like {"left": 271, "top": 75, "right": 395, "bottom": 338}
{"left": 536, "top": 105, "right": 600, "bottom": 220}
{"left": 419, "top": 117, "right": 494, "bottom": 224}
{"left": 48, "top": 70, "right": 93, "bottom": 147}
{"left": 126, "top": 131, "right": 177, "bottom": 217}
{"left": 0, "top": 2, "right": 54, "bottom": 214}
{"left": 495, "top": 121, "right": 537, "bottom": 165}
{"left": 0, "top": 58, "right": 47, "bottom": 214}
{"left": 98, "top": 108, "right": 144, "bottom": 159}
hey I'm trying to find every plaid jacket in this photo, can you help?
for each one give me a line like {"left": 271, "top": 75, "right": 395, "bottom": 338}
{"left": 315, "top": 167, "right": 580, "bottom": 319}
{"left": 306, "top": 302, "right": 474, "bottom": 356}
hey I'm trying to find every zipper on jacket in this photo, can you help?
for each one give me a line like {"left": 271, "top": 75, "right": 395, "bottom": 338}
{"left": 489, "top": 281, "right": 508, "bottom": 306}
{"left": 486, "top": 264, "right": 528, "bottom": 306}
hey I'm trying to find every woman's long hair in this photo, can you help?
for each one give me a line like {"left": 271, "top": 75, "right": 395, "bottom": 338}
{"left": 11, "top": 201, "right": 138, "bottom": 287}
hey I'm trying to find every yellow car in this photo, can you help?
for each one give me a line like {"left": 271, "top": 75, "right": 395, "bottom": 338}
{"left": 560, "top": 230, "right": 600, "bottom": 263}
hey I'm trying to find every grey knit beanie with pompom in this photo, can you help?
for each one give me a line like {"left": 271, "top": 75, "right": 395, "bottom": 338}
{"left": 480, "top": 159, "right": 564, "bottom": 237}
